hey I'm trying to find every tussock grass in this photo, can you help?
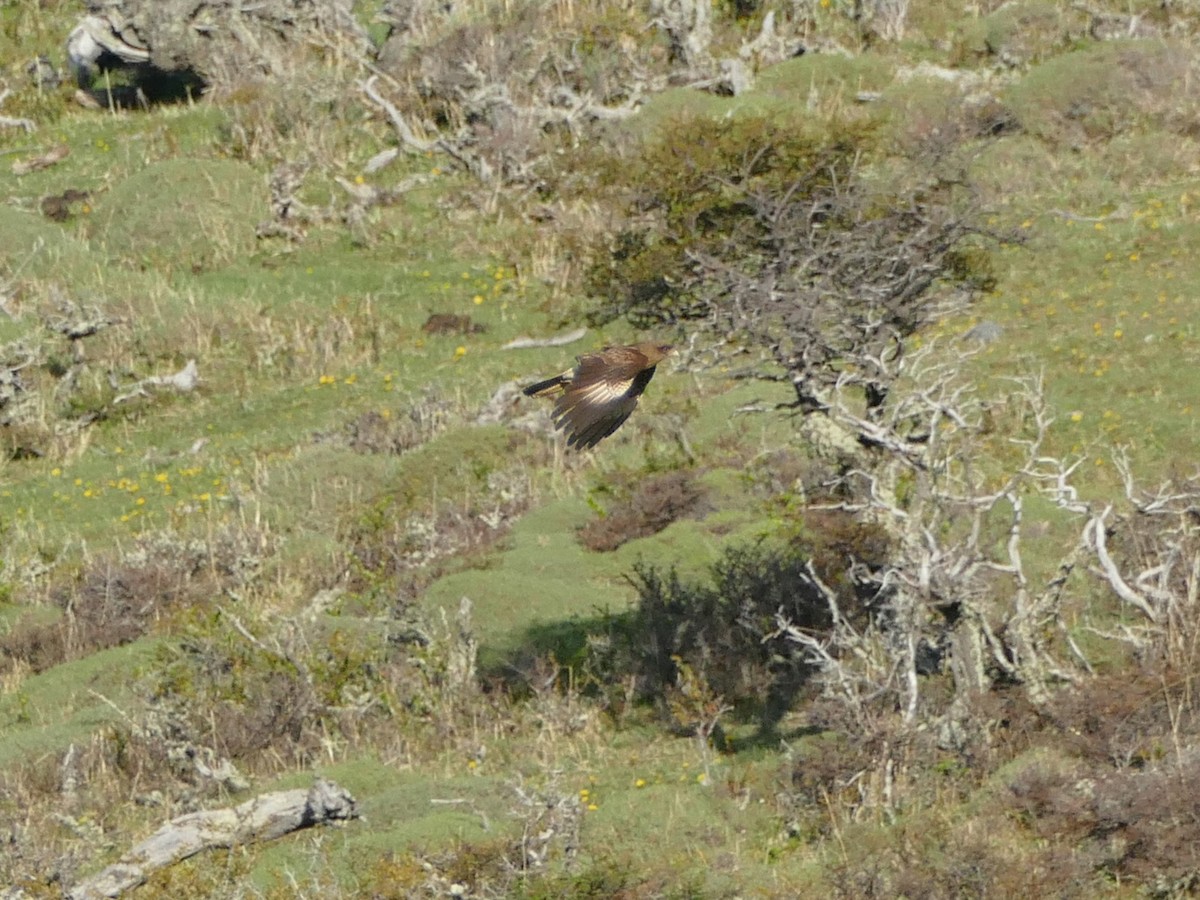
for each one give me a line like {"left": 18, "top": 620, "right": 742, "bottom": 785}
{"left": 89, "top": 158, "right": 269, "bottom": 271}
{"left": 0, "top": 638, "right": 160, "bottom": 767}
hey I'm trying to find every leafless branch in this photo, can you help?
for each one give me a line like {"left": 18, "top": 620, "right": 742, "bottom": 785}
{"left": 362, "top": 74, "right": 439, "bottom": 154}
{"left": 112, "top": 360, "right": 199, "bottom": 405}
{"left": 501, "top": 327, "right": 588, "bottom": 350}
{"left": 1085, "top": 506, "right": 1160, "bottom": 622}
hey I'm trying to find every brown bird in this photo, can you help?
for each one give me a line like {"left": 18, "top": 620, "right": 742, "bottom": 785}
{"left": 523, "top": 341, "right": 674, "bottom": 449}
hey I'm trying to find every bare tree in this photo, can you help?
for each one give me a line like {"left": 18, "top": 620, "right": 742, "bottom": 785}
{"left": 1081, "top": 452, "right": 1200, "bottom": 665}
{"left": 773, "top": 357, "right": 1082, "bottom": 727}
{"left": 756, "top": 320, "right": 1200, "bottom": 822}
{"left": 688, "top": 162, "right": 987, "bottom": 423}
{"left": 856, "top": 0, "right": 911, "bottom": 43}
{"left": 0, "top": 343, "right": 36, "bottom": 426}
{"left": 651, "top": 0, "right": 713, "bottom": 67}
{"left": 66, "top": 0, "right": 372, "bottom": 93}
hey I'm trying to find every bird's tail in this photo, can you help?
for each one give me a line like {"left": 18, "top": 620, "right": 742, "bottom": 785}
{"left": 522, "top": 373, "right": 570, "bottom": 397}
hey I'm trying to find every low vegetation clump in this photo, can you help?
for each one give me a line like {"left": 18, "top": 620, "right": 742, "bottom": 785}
{"left": 572, "top": 101, "right": 999, "bottom": 421}
{"left": 1004, "top": 40, "right": 1200, "bottom": 148}
{"left": 0, "top": 527, "right": 264, "bottom": 673}
{"left": 589, "top": 541, "right": 834, "bottom": 736}
{"left": 578, "top": 468, "right": 710, "bottom": 552}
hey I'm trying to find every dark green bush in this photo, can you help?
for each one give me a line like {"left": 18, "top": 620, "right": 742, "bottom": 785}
{"left": 581, "top": 110, "right": 874, "bottom": 326}
{"left": 593, "top": 540, "right": 833, "bottom": 733}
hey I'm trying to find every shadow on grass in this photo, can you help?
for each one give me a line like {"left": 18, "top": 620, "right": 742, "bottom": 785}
{"left": 79, "top": 64, "right": 206, "bottom": 109}
{"left": 482, "top": 607, "right": 826, "bottom": 752}
{"left": 478, "top": 610, "right": 614, "bottom": 690}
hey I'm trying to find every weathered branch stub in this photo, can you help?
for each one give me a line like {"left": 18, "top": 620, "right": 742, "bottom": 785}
{"left": 67, "top": 778, "right": 358, "bottom": 899}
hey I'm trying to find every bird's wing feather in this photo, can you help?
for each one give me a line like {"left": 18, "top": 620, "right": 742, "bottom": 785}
{"left": 534, "top": 346, "right": 659, "bottom": 449}
{"left": 568, "top": 373, "right": 636, "bottom": 407}
{"left": 523, "top": 371, "right": 571, "bottom": 397}
{"left": 563, "top": 397, "right": 638, "bottom": 449}
{"left": 552, "top": 353, "right": 637, "bottom": 418}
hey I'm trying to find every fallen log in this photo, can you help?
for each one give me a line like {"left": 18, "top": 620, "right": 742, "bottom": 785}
{"left": 67, "top": 778, "right": 358, "bottom": 900}
{"left": 500, "top": 327, "right": 587, "bottom": 350}
{"left": 12, "top": 143, "right": 69, "bottom": 176}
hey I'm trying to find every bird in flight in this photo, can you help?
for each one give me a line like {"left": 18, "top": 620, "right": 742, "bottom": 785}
{"left": 523, "top": 341, "right": 674, "bottom": 449}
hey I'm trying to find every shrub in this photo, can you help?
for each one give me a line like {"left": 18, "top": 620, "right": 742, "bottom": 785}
{"left": 1049, "top": 672, "right": 1179, "bottom": 768}
{"left": 592, "top": 540, "right": 833, "bottom": 733}
{"left": 152, "top": 615, "right": 335, "bottom": 767}
{"left": 336, "top": 390, "right": 451, "bottom": 455}
{"left": 790, "top": 507, "right": 893, "bottom": 613}
{"left": 1004, "top": 751, "right": 1200, "bottom": 891}
{"left": 828, "top": 815, "right": 1094, "bottom": 899}
{"left": 581, "top": 109, "right": 872, "bottom": 327}
{"left": 580, "top": 104, "right": 992, "bottom": 415}
{"left": 206, "top": 668, "right": 321, "bottom": 760}
{"left": 949, "top": 1, "right": 1078, "bottom": 69}
{"left": 344, "top": 467, "right": 534, "bottom": 603}
{"left": 579, "top": 469, "right": 710, "bottom": 552}
{"left": 0, "top": 527, "right": 264, "bottom": 673}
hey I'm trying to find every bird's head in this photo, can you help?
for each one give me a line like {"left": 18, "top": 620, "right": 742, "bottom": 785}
{"left": 637, "top": 341, "right": 675, "bottom": 365}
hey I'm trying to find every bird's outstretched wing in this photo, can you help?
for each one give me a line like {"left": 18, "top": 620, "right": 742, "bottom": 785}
{"left": 552, "top": 351, "right": 651, "bottom": 449}
{"left": 523, "top": 343, "right": 670, "bottom": 449}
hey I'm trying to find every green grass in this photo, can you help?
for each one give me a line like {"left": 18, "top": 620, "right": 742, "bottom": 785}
{"left": 90, "top": 158, "right": 269, "bottom": 270}
{"left": 949, "top": 179, "right": 1200, "bottom": 480}
{"left": 246, "top": 763, "right": 508, "bottom": 890}
{"left": 0, "top": 638, "right": 160, "bottom": 768}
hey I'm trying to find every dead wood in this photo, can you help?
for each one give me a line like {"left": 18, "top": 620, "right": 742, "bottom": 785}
{"left": 0, "top": 343, "right": 36, "bottom": 427}
{"left": 112, "top": 359, "right": 199, "bottom": 405}
{"left": 66, "top": 778, "right": 358, "bottom": 899}
{"left": 501, "top": 327, "right": 588, "bottom": 350}
{"left": 366, "top": 2, "right": 805, "bottom": 186}
{"left": 67, "top": 0, "right": 371, "bottom": 93}
{"left": 0, "top": 85, "right": 35, "bottom": 133}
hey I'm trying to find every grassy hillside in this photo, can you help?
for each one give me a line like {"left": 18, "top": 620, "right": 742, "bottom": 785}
{"left": 4, "top": 1, "right": 1200, "bottom": 897}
